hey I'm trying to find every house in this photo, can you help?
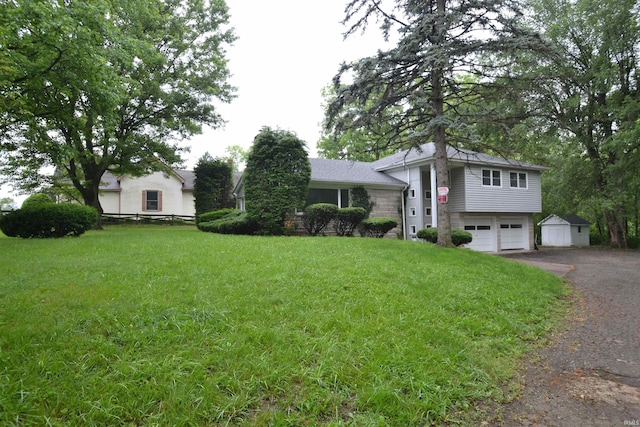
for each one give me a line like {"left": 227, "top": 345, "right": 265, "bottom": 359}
{"left": 235, "top": 142, "right": 547, "bottom": 252}
{"left": 538, "top": 214, "right": 591, "bottom": 247}
{"left": 99, "top": 169, "right": 196, "bottom": 218}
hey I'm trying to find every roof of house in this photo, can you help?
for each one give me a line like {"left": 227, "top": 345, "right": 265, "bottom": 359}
{"left": 100, "top": 169, "right": 196, "bottom": 191}
{"left": 371, "top": 142, "right": 547, "bottom": 171}
{"left": 309, "top": 158, "right": 407, "bottom": 187}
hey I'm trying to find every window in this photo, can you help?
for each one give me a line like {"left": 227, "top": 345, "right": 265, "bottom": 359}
{"left": 410, "top": 225, "right": 417, "bottom": 234}
{"left": 409, "top": 207, "right": 416, "bottom": 217}
{"left": 143, "top": 190, "right": 161, "bottom": 211}
{"left": 306, "top": 188, "right": 349, "bottom": 207}
{"left": 482, "top": 169, "right": 501, "bottom": 187}
{"left": 409, "top": 188, "right": 416, "bottom": 199}
{"left": 425, "top": 190, "right": 432, "bottom": 199}
{"left": 509, "top": 172, "right": 527, "bottom": 189}
{"left": 425, "top": 207, "right": 432, "bottom": 216}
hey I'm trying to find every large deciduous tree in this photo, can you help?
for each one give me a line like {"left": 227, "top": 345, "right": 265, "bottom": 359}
{"left": 0, "top": 0, "right": 235, "bottom": 221}
{"left": 325, "top": 0, "right": 551, "bottom": 246}
{"left": 528, "top": 0, "right": 640, "bottom": 248}
{"left": 244, "top": 127, "right": 311, "bottom": 235}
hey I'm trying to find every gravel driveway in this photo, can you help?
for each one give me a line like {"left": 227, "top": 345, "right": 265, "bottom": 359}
{"left": 490, "top": 248, "right": 640, "bottom": 426}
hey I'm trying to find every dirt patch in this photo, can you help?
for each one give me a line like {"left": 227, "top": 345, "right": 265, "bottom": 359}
{"left": 483, "top": 248, "right": 640, "bottom": 426}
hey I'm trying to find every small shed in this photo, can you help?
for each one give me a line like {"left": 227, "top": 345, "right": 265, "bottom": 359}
{"left": 538, "top": 214, "right": 591, "bottom": 247}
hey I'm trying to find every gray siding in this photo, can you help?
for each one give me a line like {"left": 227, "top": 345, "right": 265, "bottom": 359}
{"left": 448, "top": 167, "right": 466, "bottom": 212}
{"left": 458, "top": 165, "right": 542, "bottom": 213}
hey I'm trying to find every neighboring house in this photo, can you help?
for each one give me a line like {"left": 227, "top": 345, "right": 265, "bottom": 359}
{"left": 538, "top": 214, "right": 591, "bottom": 247}
{"left": 235, "top": 142, "right": 547, "bottom": 252}
{"left": 100, "top": 169, "right": 196, "bottom": 218}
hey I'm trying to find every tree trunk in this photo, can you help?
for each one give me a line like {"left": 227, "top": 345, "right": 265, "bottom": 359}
{"left": 433, "top": 0, "right": 453, "bottom": 247}
{"left": 80, "top": 175, "right": 105, "bottom": 230}
{"left": 604, "top": 209, "right": 627, "bottom": 249}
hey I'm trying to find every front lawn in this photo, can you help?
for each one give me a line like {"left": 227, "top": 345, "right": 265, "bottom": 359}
{"left": 0, "top": 226, "right": 565, "bottom": 426}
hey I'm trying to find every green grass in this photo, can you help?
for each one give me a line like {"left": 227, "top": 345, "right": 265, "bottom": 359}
{"left": 0, "top": 226, "right": 566, "bottom": 426}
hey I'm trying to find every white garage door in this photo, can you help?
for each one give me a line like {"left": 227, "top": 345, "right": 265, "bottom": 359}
{"left": 463, "top": 218, "right": 495, "bottom": 252}
{"left": 500, "top": 217, "right": 528, "bottom": 250}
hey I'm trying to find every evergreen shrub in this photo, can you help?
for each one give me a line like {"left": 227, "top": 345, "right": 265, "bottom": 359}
{"left": 361, "top": 217, "right": 398, "bottom": 238}
{"left": 196, "top": 208, "right": 236, "bottom": 225}
{"left": 301, "top": 203, "right": 339, "bottom": 236}
{"left": 417, "top": 227, "right": 473, "bottom": 246}
{"left": 21, "top": 193, "right": 54, "bottom": 209}
{"left": 197, "top": 210, "right": 259, "bottom": 235}
{"left": 0, "top": 204, "right": 98, "bottom": 238}
{"left": 333, "top": 207, "right": 366, "bottom": 236}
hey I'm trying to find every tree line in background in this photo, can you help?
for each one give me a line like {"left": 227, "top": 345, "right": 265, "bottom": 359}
{"left": 1, "top": 0, "right": 639, "bottom": 247}
{"left": 321, "top": 0, "right": 640, "bottom": 248}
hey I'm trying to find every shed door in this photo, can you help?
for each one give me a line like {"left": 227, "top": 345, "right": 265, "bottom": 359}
{"left": 463, "top": 217, "right": 495, "bottom": 252}
{"left": 500, "top": 217, "right": 528, "bottom": 250}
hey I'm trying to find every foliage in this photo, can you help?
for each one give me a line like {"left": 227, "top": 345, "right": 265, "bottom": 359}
{"left": 243, "top": 127, "right": 311, "bottom": 235}
{"left": 20, "top": 193, "right": 54, "bottom": 209}
{"left": 524, "top": 0, "right": 640, "bottom": 248}
{"left": 0, "top": 197, "right": 17, "bottom": 211}
{"left": 301, "top": 203, "right": 339, "bottom": 236}
{"left": 196, "top": 208, "right": 236, "bottom": 225}
{"left": 0, "top": 226, "right": 565, "bottom": 425}
{"left": 223, "top": 145, "right": 248, "bottom": 172}
{"left": 0, "top": 0, "right": 235, "bottom": 216}
{"left": 361, "top": 217, "right": 398, "bottom": 238}
{"left": 333, "top": 207, "right": 367, "bottom": 237}
{"left": 193, "top": 153, "right": 235, "bottom": 217}
{"left": 326, "top": 0, "right": 553, "bottom": 247}
{"left": 197, "top": 210, "right": 258, "bottom": 235}
{"left": 0, "top": 204, "right": 98, "bottom": 238}
{"left": 349, "top": 186, "right": 374, "bottom": 219}
{"left": 417, "top": 227, "right": 473, "bottom": 247}
{"left": 317, "top": 85, "right": 401, "bottom": 161}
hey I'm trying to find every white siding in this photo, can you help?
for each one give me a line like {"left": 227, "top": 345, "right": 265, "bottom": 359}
{"left": 100, "top": 192, "right": 120, "bottom": 213}
{"left": 541, "top": 224, "right": 571, "bottom": 246}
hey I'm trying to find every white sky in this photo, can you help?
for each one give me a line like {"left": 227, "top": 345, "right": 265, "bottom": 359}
{"left": 1, "top": 1, "right": 392, "bottom": 204}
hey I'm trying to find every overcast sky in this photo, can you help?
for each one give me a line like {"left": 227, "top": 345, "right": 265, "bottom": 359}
{"left": 1, "top": 1, "right": 391, "bottom": 203}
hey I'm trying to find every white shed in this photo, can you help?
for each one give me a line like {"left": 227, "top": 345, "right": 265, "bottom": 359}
{"left": 538, "top": 214, "right": 591, "bottom": 247}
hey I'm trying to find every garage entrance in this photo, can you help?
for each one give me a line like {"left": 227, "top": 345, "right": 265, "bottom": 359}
{"left": 500, "top": 217, "right": 528, "bottom": 250}
{"left": 463, "top": 217, "right": 495, "bottom": 252}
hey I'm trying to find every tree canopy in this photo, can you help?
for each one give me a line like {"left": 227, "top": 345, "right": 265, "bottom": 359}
{"left": 0, "top": 0, "right": 235, "bottom": 219}
{"left": 326, "top": 0, "right": 552, "bottom": 246}
{"left": 193, "top": 153, "right": 234, "bottom": 217}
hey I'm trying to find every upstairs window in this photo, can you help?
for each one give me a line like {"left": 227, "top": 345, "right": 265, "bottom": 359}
{"left": 509, "top": 172, "right": 528, "bottom": 189}
{"left": 482, "top": 169, "right": 501, "bottom": 187}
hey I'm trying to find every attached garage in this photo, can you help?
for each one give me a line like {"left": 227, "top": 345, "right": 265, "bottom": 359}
{"left": 499, "top": 216, "right": 529, "bottom": 251}
{"left": 463, "top": 217, "right": 495, "bottom": 252}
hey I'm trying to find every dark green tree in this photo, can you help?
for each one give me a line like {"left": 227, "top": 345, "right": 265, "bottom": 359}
{"left": 0, "top": 0, "right": 235, "bottom": 222}
{"left": 326, "top": 0, "right": 552, "bottom": 247}
{"left": 526, "top": 0, "right": 640, "bottom": 248}
{"left": 193, "top": 153, "right": 234, "bottom": 217}
{"left": 244, "top": 127, "right": 311, "bottom": 235}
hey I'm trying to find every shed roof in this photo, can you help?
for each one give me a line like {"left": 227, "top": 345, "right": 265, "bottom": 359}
{"left": 538, "top": 213, "right": 591, "bottom": 226}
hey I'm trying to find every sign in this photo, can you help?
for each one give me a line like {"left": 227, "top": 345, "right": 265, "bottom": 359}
{"left": 438, "top": 195, "right": 448, "bottom": 203}
{"left": 437, "top": 187, "right": 449, "bottom": 196}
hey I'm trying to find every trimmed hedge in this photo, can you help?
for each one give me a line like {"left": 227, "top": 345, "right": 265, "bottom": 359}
{"left": 417, "top": 227, "right": 473, "bottom": 247}
{"left": 333, "top": 207, "right": 366, "bottom": 236}
{"left": 361, "top": 217, "right": 398, "bottom": 238}
{"left": 302, "top": 203, "right": 339, "bottom": 236}
{"left": 0, "top": 204, "right": 98, "bottom": 238}
{"left": 197, "top": 210, "right": 259, "bottom": 235}
{"left": 21, "top": 193, "right": 54, "bottom": 209}
{"left": 196, "top": 208, "right": 236, "bottom": 225}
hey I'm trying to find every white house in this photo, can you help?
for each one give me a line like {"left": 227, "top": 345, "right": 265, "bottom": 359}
{"left": 100, "top": 169, "right": 196, "bottom": 218}
{"left": 235, "top": 143, "right": 547, "bottom": 252}
{"left": 538, "top": 214, "right": 591, "bottom": 247}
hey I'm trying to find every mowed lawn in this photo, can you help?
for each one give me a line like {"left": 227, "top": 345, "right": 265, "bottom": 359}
{"left": 0, "top": 226, "right": 565, "bottom": 426}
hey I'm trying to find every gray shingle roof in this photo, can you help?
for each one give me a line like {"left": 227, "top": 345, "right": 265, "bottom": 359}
{"left": 371, "top": 142, "right": 547, "bottom": 171}
{"left": 561, "top": 214, "right": 591, "bottom": 225}
{"left": 309, "top": 158, "right": 407, "bottom": 187}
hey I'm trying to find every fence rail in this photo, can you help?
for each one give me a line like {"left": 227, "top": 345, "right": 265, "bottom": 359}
{"left": 102, "top": 213, "right": 196, "bottom": 224}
